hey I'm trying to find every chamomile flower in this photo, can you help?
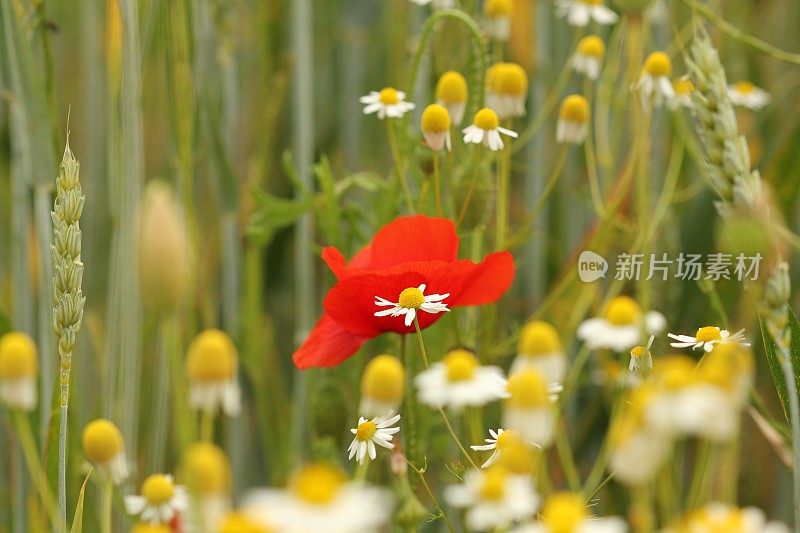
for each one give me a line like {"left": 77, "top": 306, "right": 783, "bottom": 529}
{"left": 667, "top": 503, "right": 790, "bottom": 533}
{"left": 484, "top": 0, "right": 514, "bottom": 41}
{"left": 577, "top": 296, "right": 666, "bottom": 352}
{"left": 668, "top": 326, "right": 749, "bottom": 353}
{"left": 373, "top": 284, "right": 449, "bottom": 327}
{"left": 486, "top": 62, "right": 529, "bottom": 119}
{"left": 410, "top": 0, "right": 455, "bottom": 8}
{"left": 503, "top": 369, "right": 556, "bottom": 447}
{"left": 186, "top": 328, "right": 241, "bottom": 416}
{"left": 415, "top": 348, "right": 509, "bottom": 409}
{"left": 0, "top": 332, "right": 38, "bottom": 411}
{"left": 420, "top": 104, "right": 452, "bottom": 151}
{"left": 511, "top": 320, "right": 566, "bottom": 385}
{"left": 183, "top": 442, "right": 232, "bottom": 531}
{"left": 463, "top": 107, "right": 518, "bottom": 151}
{"left": 557, "top": 95, "right": 590, "bottom": 144}
{"left": 125, "top": 474, "right": 188, "bottom": 525}
{"left": 573, "top": 35, "right": 606, "bottom": 80}
{"left": 347, "top": 414, "right": 401, "bottom": 464}
{"left": 668, "top": 77, "right": 695, "bottom": 109}
{"left": 130, "top": 524, "right": 172, "bottom": 533}
{"left": 445, "top": 465, "right": 539, "bottom": 531}
{"left": 557, "top": 0, "right": 618, "bottom": 27}
{"left": 728, "top": 81, "right": 770, "bottom": 110}
{"left": 637, "top": 51, "right": 674, "bottom": 106}
{"left": 628, "top": 335, "right": 654, "bottom": 373}
{"left": 359, "top": 354, "right": 405, "bottom": 417}
{"left": 82, "top": 419, "right": 129, "bottom": 485}
{"left": 511, "top": 491, "right": 627, "bottom": 533}
{"left": 360, "top": 87, "right": 415, "bottom": 119}
{"left": 241, "top": 463, "right": 392, "bottom": 533}
{"left": 218, "top": 512, "right": 275, "bottom": 533}
{"left": 436, "top": 71, "right": 468, "bottom": 125}
{"left": 470, "top": 428, "right": 522, "bottom": 468}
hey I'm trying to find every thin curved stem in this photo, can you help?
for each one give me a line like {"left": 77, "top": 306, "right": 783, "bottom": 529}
{"left": 13, "top": 410, "right": 58, "bottom": 526}
{"left": 455, "top": 149, "right": 483, "bottom": 227}
{"left": 386, "top": 119, "right": 415, "bottom": 213}
{"left": 433, "top": 150, "right": 444, "bottom": 217}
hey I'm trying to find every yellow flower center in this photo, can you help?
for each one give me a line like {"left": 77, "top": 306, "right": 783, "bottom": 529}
{"left": 733, "top": 81, "right": 755, "bottom": 94}
{"left": 436, "top": 71, "right": 468, "bottom": 104}
{"left": 674, "top": 78, "right": 695, "bottom": 95}
{"left": 421, "top": 104, "right": 451, "bottom": 133}
{"left": 355, "top": 420, "right": 377, "bottom": 441}
{"left": 630, "top": 345, "right": 647, "bottom": 358}
{"left": 141, "top": 474, "right": 175, "bottom": 505}
{"left": 186, "top": 329, "right": 237, "bottom": 382}
{"left": 495, "top": 430, "right": 518, "bottom": 449}
{"left": 603, "top": 296, "right": 642, "bottom": 326}
{"left": 219, "top": 512, "right": 273, "bottom": 533}
{"left": 130, "top": 524, "right": 173, "bottom": 533}
{"left": 443, "top": 349, "right": 479, "bottom": 382}
{"left": 398, "top": 287, "right": 425, "bottom": 309}
{"left": 183, "top": 442, "right": 230, "bottom": 495}
{"left": 484, "top": 0, "right": 514, "bottom": 18}
{"left": 379, "top": 87, "right": 400, "bottom": 105}
{"left": 697, "top": 344, "right": 752, "bottom": 392}
{"left": 518, "top": 320, "right": 562, "bottom": 356}
{"left": 559, "top": 95, "right": 589, "bottom": 123}
{"left": 542, "top": 492, "right": 588, "bottom": 533}
{"left": 581, "top": 0, "right": 603, "bottom": 5}
{"left": 497, "top": 438, "right": 534, "bottom": 474}
{"left": 689, "top": 506, "right": 746, "bottom": 531}
{"left": 0, "top": 332, "right": 38, "bottom": 379}
{"left": 487, "top": 63, "right": 528, "bottom": 96}
{"left": 289, "top": 463, "right": 346, "bottom": 505}
{"left": 473, "top": 107, "right": 499, "bottom": 130}
{"left": 654, "top": 355, "right": 696, "bottom": 390}
{"left": 506, "top": 369, "right": 549, "bottom": 408}
{"left": 578, "top": 35, "right": 605, "bottom": 58}
{"left": 82, "top": 419, "right": 124, "bottom": 464}
{"left": 643, "top": 51, "right": 672, "bottom": 77}
{"left": 695, "top": 326, "right": 722, "bottom": 343}
{"left": 361, "top": 354, "right": 405, "bottom": 403}
{"left": 478, "top": 466, "right": 508, "bottom": 501}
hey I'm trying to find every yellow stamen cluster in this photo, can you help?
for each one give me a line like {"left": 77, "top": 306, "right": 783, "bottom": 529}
{"left": 289, "top": 463, "right": 346, "bottom": 505}
{"left": 487, "top": 62, "right": 528, "bottom": 97}
{"left": 398, "top": 287, "right": 425, "bottom": 309}
{"left": 603, "top": 296, "right": 642, "bottom": 326}
{"left": 378, "top": 87, "right": 400, "bottom": 105}
{"left": 186, "top": 329, "right": 238, "bottom": 382}
{"left": 219, "top": 513, "right": 273, "bottom": 533}
{"left": 630, "top": 345, "right": 647, "bottom": 359}
{"left": 473, "top": 107, "right": 500, "bottom": 130}
{"left": 130, "top": 524, "right": 173, "bottom": 533}
{"left": 653, "top": 355, "right": 696, "bottom": 390}
{"left": 361, "top": 354, "right": 405, "bottom": 402}
{"left": 483, "top": 0, "right": 514, "bottom": 18}
{"left": 421, "top": 104, "right": 451, "bottom": 133}
{"left": 183, "top": 442, "right": 231, "bottom": 496}
{"left": 435, "top": 71, "right": 468, "bottom": 104}
{"left": 82, "top": 419, "right": 124, "bottom": 464}
{"left": 0, "top": 332, "right": 38, "bottom": 379}
{"left": 355, "top": 420, "right": 378, "bottom": 441}
{"left": 559, "top": 95, "right": 589, "bottom": 123}
{"left": 697, "top": 343, "right": 753, "bottom": 392}
{"left": 674, "top": 78, "right": 695, "bottom": 96}
{"left": 141, "top": 474, "right": 176, "bottom": 505}
{"left": 541, "top": 492, "right": 588, "bottom": 533}
{"left": 518, "top": 320, "right": 562, "bottom": 356}
{"left": 497, "top": 435, "right": 534, "bottom": 474}
{"left": 733, "top": 81, "right": 755, "bottom": 94}
{"left": 578, "top": 35, "right": 605, "bottom": 58}
{"left": 443, "top": 349, "right": 479, "bottom": 382}
{"left": 643, "top": 51, "right": 672, "bottom": 77}
{"left": 695, "top": 326, "right": 722, "bottom": 343}
{"left": 609, "top": 384, "right": 656, "bottom": 445}
{"left": 506, "top": 369, "right": 549, "bottom": 408}
{"left": 478, "top": 465, "right": 508, "bottom": 501}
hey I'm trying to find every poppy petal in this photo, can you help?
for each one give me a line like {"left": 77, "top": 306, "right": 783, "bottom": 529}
{"left": 450, "top": 251, "right": 515, "bottom": 306}
{"left": 292, "top": 314, "right": 371, "bottom": 369}
{"left": 321, "top": 247, "right": 349, "bottom": 279}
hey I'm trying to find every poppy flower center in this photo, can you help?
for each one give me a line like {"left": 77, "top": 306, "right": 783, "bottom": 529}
{"left": 290, "top": 463, "right": 345, "bottom": 505}
{"left": 398, "top": 287, "right": 425, "bottom": 309}
{"left": 603, "top": 296, "right": 642, "bottom": 326}
{"left": 379, "top": 87, "right": 400, "bottom": 105}
{"left": 479, "top": 467, "right": 508, "bottom": 501}
{"left": 355, "top": 420, "right": 377, "bottom": 441}
{"left": 695, "top": 326, "right": 722, "bottom": 343}
{"left": 141, "top": 474, "right": 175, "bottom": 505}
{"left": 542, "top": 492, "right": 587, "bottom": 533}
{"left": 443, "top": 349, "right": 479, "bottom": 382}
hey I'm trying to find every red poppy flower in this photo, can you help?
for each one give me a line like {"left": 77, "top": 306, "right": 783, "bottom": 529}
{"left": 293, "top": 215, "right": 515, "bottom": 369}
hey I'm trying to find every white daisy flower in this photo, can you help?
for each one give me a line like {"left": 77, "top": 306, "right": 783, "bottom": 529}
{"left": 577, "top": 296, "right": 666, "bottom": 352}
{"left": 360, "top": 87, "right": 415, "bottom": 120}
{"left": 0, "top": 332, "right": 38, "bottom": 412}
{"left": 628, "top": 335, "right": 654, "bottom": 373}
{"left": 486, "top": 62, "right": 528, "bottom": 119}
{"left": 668, "top": 326, "right": 749, "bottom": 353}
{"left": 503, "top": 369, "right": 556, "bottom": 447}
{"left": 415, "top": 348, "right": 509, "bottom": 410}
{"left": 435, "top": 71, "right": 468, "bottom": 126}
{"left": 668, "top": 77, "right": 695, "bottom": 110}
{"left": 665, "top": 503, "right": 790, "bottom": 533}
{"left": 728, "top": 81, "right": 770, "bottom": 110}
{"left": 359, "top": 354, "right": 405, "bottom": 418}
{"left": 511, "top": 320, "right": 567, "bottom": 385}
{"left": 483, "top": 0, "right": 514, "bottom": 41}
{"left": 241, "top": 463, "right": 392, "bottom": 533}
{"left": 445, "top": 466, "right": 539, "bottom": 531}
{"left": 573, "top": 35, "right": 605, "bottom": 80}
{"left": 347, "top": 414, "right": 401, "bottom": 464}
{"left": 373, "top": 284, "right": 449, "bottom": 327}
{"left": 125, "top": 474, "right": 188, "bottom": 525}
{"left": 510, "top": 491, "right": 627, "bottom": 533}
{"left": 470, "top": 428, "right": 525, "bottom": 468}
{"left": 183, "top": 442, "right": 232, "bottom": 532}
{"left": 463, "top": 107, "right": 518, "bottom": 151}
{"left": 637, "top": 51, "right": 675, "bottom": 106}
{"left": 186, "top": 329, "right": 241, "bottom": 416}
{"left": 557, "top": 95, "right": 590, "bottom": 144}
{"left": 420, "top": 104, "right": 452, "bottom": 151}
{"left": 82, "top": 419, "right": 129, "bottom": 485}
{"left": 556, "top": 0, "right": 618, "bottom": 27}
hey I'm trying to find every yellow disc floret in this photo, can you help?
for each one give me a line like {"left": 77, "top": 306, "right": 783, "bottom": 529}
{"left": 421, "top": 104, "right": 451, "bottom": 133}
{"left": 643, "top": 51, "right": 672, "bottom": 77}
{"left": 518, "top": 320, "right": 562, "bottom": 356}
{"left": 289, "top": 463, "right": 346, "bottom": 505}
{"left": 497, "top": 437, "right": 535, "bottom": 474}
{"left": 443, "top": 349, "right": 479, "bottom": 382}
{"left": 506, "top": 369, "right": 549, "bottom": 408}
{"left": 398, "top": 287, "right": 425, "bottom": 309}
{"left": 733, "top": 81, "right": 755, "bottom": 94}
{"left": 186, "top": 329, "right": 237, "bottom": 382}
{"left": 183, "top": 442, "right": 231, "bottom": 495}
{"left": 695, "top": 326, "right": 722, "bottom": 343}
{"left": 361, "top": 354, "right": 405, "bottom": 402}
{"left": 82, "top": 419, "right": 124, "bottom": 464}
{"left": 578, "top": 35, "right": 605, "bottom": 58}
{"left": 219, "top": 513, "right": 273, "bottom": 533}
{"left": 378, "top": 87, "right": 400, "bottom": 105}
{"left": 436, "top": 71, "right": 468, "bottom": 104}
{"left": 487, "top": 63, "right": 528, "bottom": 96}
{"left": 130, "top": 524, "right": 173, "bottom": 533}
{"left": 603, "top": 296, "right": 642, "bottom": 326}
{"left": 355, "top": 420, "right": 377, "bottom": 441}
{"left": 653, "top": 355, "right": 696, "bottom": 390}
{"left": 141, "top": 474, "right": 175, "bottom": 505}
{"left": 473, "top": 107, "right": 499, "bottom": 130}
{"left": 479, "top": 465, "right": 508, "bottom": 501}
{"left": 559, "top": 95, "right": 589, "bottom": 123}
{"left": 484, "top": 0, "right": 514, "bottom": 18}
{"left": 674, "top": 78, "right": 695, "bottom": 95}
{"left": 630, "top": 345, "right": 647, "bottom": 358}
{"left": 0, "top": 332, "right": 38, "bottom": 379}
{"left": 541, "top": 492, "right": 588, "bottom": 533}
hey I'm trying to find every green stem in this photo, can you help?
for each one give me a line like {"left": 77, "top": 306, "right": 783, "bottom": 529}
{"left": 354, "top": 460, "right": 370, "bottom": 482}
{"left": 433, "top": 151, "right": 444, "bottom": 217}
{"left": 12, "top": 410, "right": 58, "bottom": 526}
{"left": 400, "top": 335, "right": 420, "bottom": 480}
{"left": 200, "top": 409, "right": 215, "bottom": 442}
{"left": 408, "top": 459, "right": 457, "bottom": 533}
{"left": 583, "top": 79, "right": 606, "bottom": 218}
{"left": 455, "top": 149, "right": 484, "bottom": 227}
{"left": 386, "top": 119, "right": 415, "bottom": 213}
{"left": 101, "top": 479, "right": 113, "bottom": 533}
{"left": 555, "top": 420, "right": 581, "bottom": 492}
{"left": 496, "top": 125, "right": 511, "bottom": 250}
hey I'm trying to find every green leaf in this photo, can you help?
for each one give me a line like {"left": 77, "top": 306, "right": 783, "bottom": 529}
{"left": 246, "top": 189, "right": 316, "bottom": 246}
{"left": 70, "top": 468, "right": 92, "bottom": 533}
{"left": 314, "top": 156, "right": 342, "bottom": 249}
{"left": 760, "top": 305, "right": 800, "bottom": 424}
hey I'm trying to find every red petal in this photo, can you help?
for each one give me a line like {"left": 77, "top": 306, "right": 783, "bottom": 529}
{"left": 451, "top": 251, "right": 515, "bottom": 305}
{"left": 292, "top": 314, "right": 372, "bottom": 369}
{"left": 321, "top": 247, "right": 349, "bottom": 279}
